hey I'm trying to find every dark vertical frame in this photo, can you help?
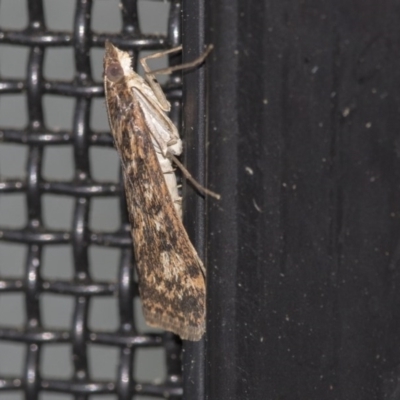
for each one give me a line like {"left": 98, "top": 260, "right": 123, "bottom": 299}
{"left": 205, "top": 1, "right": 241, "bottom": 398}
{"left": 181, "top": 1, "right": 206, "bottom": 400}
{"left": 206, "top": 1, "right": 400, "bottom": 399}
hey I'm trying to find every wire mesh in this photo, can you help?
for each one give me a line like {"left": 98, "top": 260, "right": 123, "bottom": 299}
{"left": 0, "top": 1, "right": 186, "bottom": 399}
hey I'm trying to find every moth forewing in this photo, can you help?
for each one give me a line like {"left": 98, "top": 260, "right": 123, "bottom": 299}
{"left": 103, "top": 41, "right": 206, "bottom": 341}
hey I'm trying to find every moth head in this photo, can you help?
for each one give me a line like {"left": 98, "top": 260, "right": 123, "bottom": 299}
{"left": 104, "top": 41, "right": 134, "bottom": 82}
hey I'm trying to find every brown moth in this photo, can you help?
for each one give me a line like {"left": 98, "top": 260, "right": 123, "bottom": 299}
{"left": 103, "top": 41, "right": 209, "bottom": 341}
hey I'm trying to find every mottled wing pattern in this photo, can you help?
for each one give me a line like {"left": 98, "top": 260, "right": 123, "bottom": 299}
{"left": 104, "top": 42, "right": 205, "bottom": 340}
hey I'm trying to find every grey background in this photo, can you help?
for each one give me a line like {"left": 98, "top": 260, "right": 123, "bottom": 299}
{"left": 0, "top": 1, "right": 173, "bottom": 399}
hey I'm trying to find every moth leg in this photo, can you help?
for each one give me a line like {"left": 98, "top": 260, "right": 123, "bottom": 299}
{"left": 141, "top": 44, "right": 213, "bottom": 76}
{"left": 140, "top": 45, "right": 213, "bottom": 111}
{"left": 169, "top": 154, "right": 221, "bottom": 200}
{"left": 140, "top": 45, "right": 183, "bottom": 67}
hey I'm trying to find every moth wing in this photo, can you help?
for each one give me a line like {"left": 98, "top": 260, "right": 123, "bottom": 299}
{"left": 121, "top": 113, "right": 205, "bottom": 341}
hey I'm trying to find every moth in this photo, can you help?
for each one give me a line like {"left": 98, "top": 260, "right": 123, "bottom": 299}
{"left": 103, "top": 41, "right": 217, "bottom": 341}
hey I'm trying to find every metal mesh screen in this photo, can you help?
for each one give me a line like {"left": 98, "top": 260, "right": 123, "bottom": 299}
{"left": 0, "top": 1, "right": 187, "bottom": 399}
